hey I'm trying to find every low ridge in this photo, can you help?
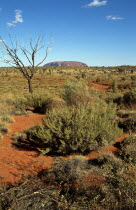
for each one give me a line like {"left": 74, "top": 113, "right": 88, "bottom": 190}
{"left": 44, "top": 61, "right": 88, "bottom": 67}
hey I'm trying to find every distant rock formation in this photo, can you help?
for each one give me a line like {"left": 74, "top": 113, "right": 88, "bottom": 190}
{"left": 44, "top": 61, "right": 88, "bottom": 67}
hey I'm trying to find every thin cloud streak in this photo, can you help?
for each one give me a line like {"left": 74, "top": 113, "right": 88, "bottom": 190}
{"left": 106, "top": 15, "right": 124, "bottom": 20}
{"left": 84, "top": 0, "right": 107, "bottom": 7}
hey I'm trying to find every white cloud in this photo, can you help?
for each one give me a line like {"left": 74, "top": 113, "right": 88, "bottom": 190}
{"left": 85, "top": 0, "right": 107, "bottom": 7}
{"left": 7, "top": 22, "right": 16, "bottom": 27}
{"left": 7, "top": 9, "right": 23, "bottom": 27}
{"left": 13, "top": 9, "right": 23, "bottom": 23}
{"left": 106, "top": 15, "right": 124, "bottom": 20}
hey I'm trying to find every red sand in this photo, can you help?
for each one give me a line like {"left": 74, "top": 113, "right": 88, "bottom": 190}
{"left": 91, "top": 83, "right": 109, "bottom": 91}
{"left": 0, "top": 114, "right": 53, "bottom": 185}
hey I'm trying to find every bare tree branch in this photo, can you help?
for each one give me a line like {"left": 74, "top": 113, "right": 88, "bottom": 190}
{"left": 0, "top": 34, "right": 51, "bottom": 93}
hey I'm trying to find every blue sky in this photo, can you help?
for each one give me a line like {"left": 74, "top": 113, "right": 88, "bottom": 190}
{"left": 0, "top": 0, "right": 136, "bottom": 66}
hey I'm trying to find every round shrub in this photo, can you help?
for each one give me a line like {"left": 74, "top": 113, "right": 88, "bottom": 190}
{"left": 14, "top": 101, "right": 122, "bottom": 155}
{"left": 61, "top": 78, "right": 94, "bottom": 107}
{"left": 43, "top": 102, "right": 121, "bottom": 154}
{"left": 13, "top": 91, "right": 53, "bottom": 114}
{"left": 28, "top": 91, "right": 53, "bottom": 113}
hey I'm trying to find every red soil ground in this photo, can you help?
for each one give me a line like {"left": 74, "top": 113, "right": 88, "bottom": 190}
{"left": 0, "top": 114, "right": 53, "bottom": 185}
{"left": 91, "top": 83, "right": 109, "bottom": 91}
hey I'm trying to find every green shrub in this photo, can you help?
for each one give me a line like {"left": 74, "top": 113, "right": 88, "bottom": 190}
{"left": 116, "top": 135, "right": 136, "bottom": 165}
{"left": 100, "top": 154, "right": 136, "bottom": 209}
{"left": 26, "top": 91, "right": 53, "bottom": 113}
{"left": 13, "top": 91, "right": 53, "bottom": 114}
{"left": 12, "top": 95, "right": 27, "bottom": 114}
{"left": 107, "top": 89, "right": 136, "bottom": 109}
{"left": 131, "top": 76, "right": 136, "bottom": 87}
{"left": 12, "top": 125, "right": 49, "bottom": 152}
{"left": 14, "top": 101, "right": 122, "bottom": 155}
{"left": 1, "top": 115, "right": 14, "bottom": 123}
{"left": 0, "top": 123, "right": 9, "bottom": 134}
{"left": 111, "top": 80, "right": 118, "bottom": 93}
{"left": 123, "top": 89, "right": 136, "bottom": 107}
{"left": 97, "top": 153, "right": 125, "bottom": 179}
{"left": 61, "top": 78, "right": 93, "bottom": 107}
{"left": 118, "top": 116, "right": 136, "bottom": 132}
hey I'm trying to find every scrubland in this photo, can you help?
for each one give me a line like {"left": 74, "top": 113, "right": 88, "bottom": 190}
{"left": 0, "top": 65, "right": 135, "bottom": 209}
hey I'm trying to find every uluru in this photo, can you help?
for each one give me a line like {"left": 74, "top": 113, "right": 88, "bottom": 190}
{"left": 44, "top": 61, "right": 88, "bottom": 67}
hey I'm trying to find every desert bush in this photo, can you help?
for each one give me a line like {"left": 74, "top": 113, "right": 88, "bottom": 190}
{"left": 39, "top": 154, "right": 135, "bottom": 209}
{"left": 26, "top": 91, "right": 53, "bottom": 113}
{"left": 89, "top": 153, "right": 136, "bottom": 209}
{"left": 0, "top": 177, "right": 60, "bottom": 210}
{"left": 61, "top": 78, "right": 93, "bottom": 107}
{"left": 80, "top": 71, "right": 86, "bottom": 79}
{"left": 39, "top": 156, "right": 105, "bottom": 207}
{"left": 1, "top": 115, "right": 14, "bottom": 123}
{"left": 14, "top": 101, "right": 121, "bottom": 155}
{"left": 123, "top": 89, "right": 136, "bottom": 108}
{"left": 40, "top": 156, "right": 87, "bottom": 184}
{"left": 13, "top": 90, "right": 53, "bottom": 114}
{"left": 0, "top": 123, "right": 9, "bottom": 134}
{"left": 39, "top": 156, "right": 100, "bottom": 186}
{"left": 13, "top": 132, "right": 27, "bottom": 142}
{"left": 0, "top": 93, "right": 15, "bottom": 116}
{"left": 116, "top": 135, "right": 136, "bottom": 165}
{"left": 131, "top": 80, "right": 136, "bottom": 88}
{"left": 95, "top": 76, "right": 101, "bottom": 82}
{"left": 107, "top": 89, "right": 136, "bottom": 109}
{"left": 13, "top": 95, "right": 27, "bottom": 114}
{"left": 111, "top": 80, "right": 118, "bottom": 93}
{"left": 96, "top": 153, "right": 125, "bottom": 179}
{"left": 118, "top": 116, "right": 136, "bottom": 132}
{"left": 13, "top": 125, "right": 49, "bottom": 152}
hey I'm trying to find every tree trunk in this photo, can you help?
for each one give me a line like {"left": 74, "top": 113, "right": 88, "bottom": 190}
{"left": 27, "top": 78, "right": 33, "bottom": 93}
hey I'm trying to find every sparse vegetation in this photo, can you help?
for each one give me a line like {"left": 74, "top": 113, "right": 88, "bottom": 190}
{"left": 0, "top": 154, "right": 135, "bottom": 210}
{"left": 0, "top": 65, "right": 135, "bottom": 209}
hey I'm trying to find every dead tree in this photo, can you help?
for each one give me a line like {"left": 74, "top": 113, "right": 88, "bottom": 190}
{"left": 0, "top": 35, "right": 51, "bottom": 93}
